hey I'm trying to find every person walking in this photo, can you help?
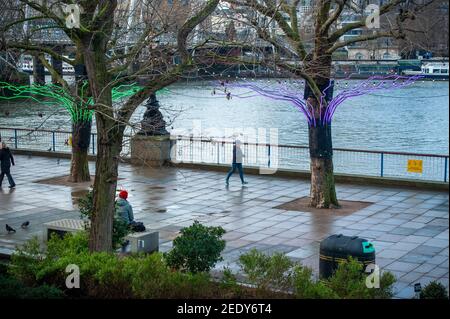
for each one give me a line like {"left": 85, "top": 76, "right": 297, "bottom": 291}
{"left": 0, "top": 142, "right": 16, "bottom": 188}
{"left": 226, "top": 140, "right": 248, "bottom": 185}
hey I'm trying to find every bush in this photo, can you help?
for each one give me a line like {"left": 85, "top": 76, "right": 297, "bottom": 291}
{"left": 8, "top": 232, "right": 232, "bottom": 298}
{"left": 292, "top": 266, "right": 336, "bottom": 299}
{"left": 8, "top": 236, "right": 47, "bottom": 285}
{"left": 325, "top": 257, "right": 395, "bottom": 299}
{"left": 420, "top": 281, "right": 449, "bottom": 299}
{"left": 237, "top": 250, "right": 396, "bottom": 299}
{"left": 79, "top": 189, "right": 130, "bottom": 249}
{"left": 0, "top": 262, "right": 8, "bottom": 275}
{"left": 238, "top": 249, "right": 294, "bottom": 295}
{"left": 7, "top": 233, "right": 397, "bottom": 299}
{"left": 165, "top": 221, "right": 226, "bottom": 273}
{"left": 0, "top": 273, "right": 64, "bottom": 299}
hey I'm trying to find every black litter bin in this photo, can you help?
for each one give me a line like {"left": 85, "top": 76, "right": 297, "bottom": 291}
{"left": 319, "top": 234, "right": 375, "bottom": 279}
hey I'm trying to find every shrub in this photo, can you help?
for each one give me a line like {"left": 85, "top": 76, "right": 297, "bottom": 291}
{"left": 8, "top": 233, "right": 229, "bottom": 298}
{"left": 238, "top": 249, "right": 294, "bottom": 295}
{"left": 219, "top": 267, "right": 243, "bottom": 298}
{"left": 9, "top": 232, "right": 90, "bottom": 287}
{"left": 325, "top": 257, "right": 396, "bottom": 299}
{"left": 79, "top": 189, "right": 130, "bottom": 249}
{"left": 0, "top": 262, "right": 8, "bottom": 275}
{"left": 0, "top": 273, "right": 64, "bottom": 299}
{"left": 165, "top": 221, "right": 226, "bottom": 273}
{"left": 292, "top": 266, "right": 336, "bottom": 299}
{"left": 238, "top": 250, "right": 396, "bottom": 299}
{"left": 8, "top": 236, "right": 47, "bottom": 285}
{"left": 420, "top": 281, "right": 449, "bottom": 299}
{"left": 0, "top": 273, "right": 30, "bottom": 298}
{"left": 7, "top": 234, "right": 397, "bottom": 299}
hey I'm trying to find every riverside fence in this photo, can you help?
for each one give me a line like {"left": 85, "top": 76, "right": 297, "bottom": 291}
{"left": 0, "top": 127, "right": 448, "bottom": 183}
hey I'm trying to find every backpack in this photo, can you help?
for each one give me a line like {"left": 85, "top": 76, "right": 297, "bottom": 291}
{"left": 130, "top": 222, "right": 146, "bottom": 232}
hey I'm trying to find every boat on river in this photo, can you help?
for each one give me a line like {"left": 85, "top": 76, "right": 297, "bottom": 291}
{"left": 403, "top": 61, "right": 449, "bottom": 80}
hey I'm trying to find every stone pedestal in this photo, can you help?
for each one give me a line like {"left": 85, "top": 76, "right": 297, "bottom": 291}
{"left": 131, "top": 134, "right": 171, "bottom": 166}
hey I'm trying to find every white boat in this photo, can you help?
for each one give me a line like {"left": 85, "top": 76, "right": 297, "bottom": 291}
{"left": 403, "top": 61, "right": 449, "bottom": 80}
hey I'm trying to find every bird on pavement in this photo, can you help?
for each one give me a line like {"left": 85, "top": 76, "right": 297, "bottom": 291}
{"left": 21, "top": 221, "right": 30, "bottom": 229}
{"left": 6, "top": 224, "right": 16, "bottom": 233}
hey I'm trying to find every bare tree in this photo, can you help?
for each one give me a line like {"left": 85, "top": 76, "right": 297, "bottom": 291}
{"left": 398, "top": 0, "right": 449, "bottom": 57}
{"left": 1, "top": 0, "right": 221, "bottom": 251}
{"left": 219, "top": 0, "right": 437, "bottom": 208}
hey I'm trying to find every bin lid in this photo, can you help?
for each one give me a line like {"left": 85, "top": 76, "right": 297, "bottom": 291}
{"left": 320, "top": 234, "right": 375, "bottom": 256}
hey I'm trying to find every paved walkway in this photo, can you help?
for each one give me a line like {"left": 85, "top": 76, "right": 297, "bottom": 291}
{"left": 0, "top": 155, "right": 448, "bottom": 298}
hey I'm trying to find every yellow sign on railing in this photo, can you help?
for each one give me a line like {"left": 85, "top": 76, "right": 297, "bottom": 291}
{"left": 407, "top": 159, "right": 423, "bottom": 173}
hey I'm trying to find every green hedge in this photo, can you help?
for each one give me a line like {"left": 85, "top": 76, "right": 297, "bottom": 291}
{"left": 5, "top": 229, "right": 397, "bottom": 299}
{"left": 238, "top": 249, "right": 396, "bottom": 299}
{"left": 0, "top": 273, "right": 64, "bottom": 299}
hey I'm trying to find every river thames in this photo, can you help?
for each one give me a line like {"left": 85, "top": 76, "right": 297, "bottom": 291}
{"left": 0, "top": 78, "right": 448, "bottom": 155}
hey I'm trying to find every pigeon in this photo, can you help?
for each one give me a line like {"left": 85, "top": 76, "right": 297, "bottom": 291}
{"left": 47, "top": 147, "right": 52, "bottom": 151}
{"left": 38, "top": 112, "right": 43, "bottom": 118}
{"left": 6, "top": 224, "right": 16, "bottom": 233}
{"left": 21, "top": 221, "right": 30, "bottom": 229}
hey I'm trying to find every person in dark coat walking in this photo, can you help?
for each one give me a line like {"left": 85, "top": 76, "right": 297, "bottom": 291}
{"left": 226, "top": 140, "right": 248, "bottom": 185}
{"left": 0, "top": 142, "right": 16, "bottom": 188}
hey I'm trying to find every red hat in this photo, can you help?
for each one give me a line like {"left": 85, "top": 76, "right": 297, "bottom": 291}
{"left": 119, "top": 190, "right": 128, "bottom": 199}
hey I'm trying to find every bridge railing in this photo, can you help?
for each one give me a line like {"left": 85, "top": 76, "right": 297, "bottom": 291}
{"left": 0, "top": 127, "right": 448, "bottom": 183}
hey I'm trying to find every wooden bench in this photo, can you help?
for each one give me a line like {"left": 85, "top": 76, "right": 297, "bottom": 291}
{"left": 43, "top": 218, "right": 159, "bottom": 253}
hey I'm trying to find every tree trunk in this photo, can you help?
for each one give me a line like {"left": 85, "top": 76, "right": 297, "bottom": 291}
{"left": 309, "top": 122, "right": 338, "bottom": 208}
{"left": 304, "top": 22, "right": 339, "bottom": 208}
{"left": 306, "top": 90, "right": 339, "bottom": 209}
{"left": 88, "top": 115, "right": 123, "bottom": 252}
{"left": 68, "top": 121, "right": 92, "bottom": 183}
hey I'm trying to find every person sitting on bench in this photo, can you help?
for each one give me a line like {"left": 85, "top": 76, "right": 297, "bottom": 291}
{"left": 116, "top": 190, "right": 145, "bottom": 232}
{"left": 116, "top": 190, "right": 134, "bottom": 225}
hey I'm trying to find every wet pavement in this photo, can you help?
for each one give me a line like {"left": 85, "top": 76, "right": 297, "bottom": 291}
{"left": 0, "top": 155, "right": 448, "bottom": 299}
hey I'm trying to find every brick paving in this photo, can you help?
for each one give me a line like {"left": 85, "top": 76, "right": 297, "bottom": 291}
{"left": 0, "top": 155, "right": 448, "bottom": 298}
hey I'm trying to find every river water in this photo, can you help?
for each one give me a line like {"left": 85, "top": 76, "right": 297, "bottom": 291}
{"left": 0, "top": 77, "right": 448, "bottom": 155}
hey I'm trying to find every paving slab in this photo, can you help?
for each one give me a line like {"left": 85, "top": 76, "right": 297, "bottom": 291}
{"left": 0, "top": 155, "right": 448, "bottom": 299}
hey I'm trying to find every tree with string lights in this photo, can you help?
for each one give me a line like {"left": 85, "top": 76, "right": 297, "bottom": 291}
{"left": 220, "top": 0, "right": 437, "bottom": 208}
{"left": 1, "top": 0, "right": 222, "bottom": 252}
{"left": 0, "top": 81, "right": 142, "bottom": 182}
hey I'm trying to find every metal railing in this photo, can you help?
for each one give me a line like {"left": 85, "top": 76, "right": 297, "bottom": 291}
{"left": 171, "top": 136, "right": 449, "bottom": 183}
{"left": 0, "top": 127, "right": 448, "bottom": 183}
{"left": 0, "top": 127, "right": 131, "bottom": 158}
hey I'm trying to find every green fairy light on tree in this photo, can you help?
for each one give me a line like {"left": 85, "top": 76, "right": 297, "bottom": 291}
{"left": 0, "top": 81, "right": 144, "bottom": 121}
{"left": 0, "top": 81, "right": 144, "bottom": 182}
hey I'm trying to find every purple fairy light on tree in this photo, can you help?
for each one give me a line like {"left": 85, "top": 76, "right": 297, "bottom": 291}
{"left": 212, "top": 73, "right": 424, "bottom": 210}
{"left": 215, "top": 74, "right": 423, "bottom": 127}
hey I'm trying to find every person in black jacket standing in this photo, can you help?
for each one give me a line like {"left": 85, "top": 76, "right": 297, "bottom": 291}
{"left": 0, "top": 142, "right": 16, "bottom": 188}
